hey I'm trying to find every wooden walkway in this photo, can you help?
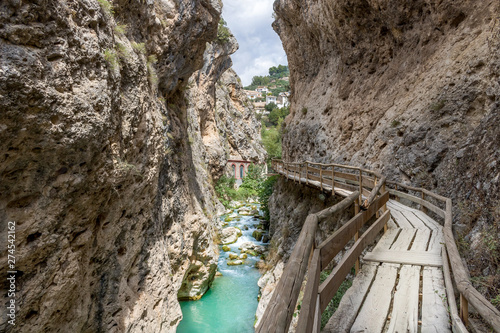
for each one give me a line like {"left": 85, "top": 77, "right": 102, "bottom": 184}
{"left": 257, "top": 160, "right": 500, "bottom": 333}
{"left": 323, "top": 199, "right": 450, "bottom": 333}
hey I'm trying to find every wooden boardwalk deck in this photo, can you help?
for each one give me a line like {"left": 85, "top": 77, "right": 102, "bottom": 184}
{"left": 323, "top": 199, "right": 451, "bottom": 333}
{"left": 258, "top": 160, "right": 500, "bottom": 333}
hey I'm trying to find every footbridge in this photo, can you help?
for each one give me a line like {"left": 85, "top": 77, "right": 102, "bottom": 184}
{"left": 257, "top": 160, "right": 500, "bottom": 333}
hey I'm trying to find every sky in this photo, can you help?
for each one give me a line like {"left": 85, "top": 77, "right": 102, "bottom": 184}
{"left": 222, "top": 0, "right": 288, "bottom": 86}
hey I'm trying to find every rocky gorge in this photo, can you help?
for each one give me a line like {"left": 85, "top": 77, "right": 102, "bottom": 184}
{"left": 0, "top": 0, "right": 265, "bottom": 332}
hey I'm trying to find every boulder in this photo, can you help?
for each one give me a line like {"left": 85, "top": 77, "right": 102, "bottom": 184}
{"left": 252, "top": 230, "right": 263, "bottom": 241}
{"left": 228, "top": 253, "right": 239, "bottom": 260}
{"left": 227, "top": 260, "right": 243, "bottom": 266}
{"left": 221, "top": 227, "right": 242, "bottom": 245}
{"left": 222, "top": 245, "right": 231, "bottom": 252}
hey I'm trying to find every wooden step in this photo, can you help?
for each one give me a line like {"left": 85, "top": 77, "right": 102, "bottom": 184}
{"left": 364, "top": 250, "right": 442, "bottom": 267}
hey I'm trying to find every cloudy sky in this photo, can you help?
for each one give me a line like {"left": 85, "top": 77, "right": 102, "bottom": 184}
{"left": 222, "top": 0, "right": 288, "bottom": 86}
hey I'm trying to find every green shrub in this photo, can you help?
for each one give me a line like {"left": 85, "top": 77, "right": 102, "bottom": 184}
{"left": 319, "top": 273, "right": 352, "bottom": 329}
{"left": 116, "top": 42, "right": 129, "bottom": 59}
{"left": 114, "top": 24, "right": 127, "bottom": 35}
{"left": 147, "top": 54, "right": 158, "bottom": 86}
{"left": 97, "top": 0, "right": 114, "bottom": 16}
{"left": 131, "top": 42, "right": 146, "bottom": 55}
{"left": 216, "top": 18, "right": 231, "bottom": 43}
{"left": 104, "top": 48, "right": 119, "bottom": 70}
{"left": 258, "top": 175, "right": 278, "bottom": 221}
{"left": 391, "top": 119, "right": 401, "bottom": 127}
{"left": 215, "top": 175, "right": 237, "bottom": 208}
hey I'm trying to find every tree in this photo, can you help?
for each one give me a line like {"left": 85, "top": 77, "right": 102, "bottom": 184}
{"left": 265, "top": 102, "right": 277, "bottom": 112}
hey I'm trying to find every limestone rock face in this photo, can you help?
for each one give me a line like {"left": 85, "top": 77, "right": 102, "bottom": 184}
{"left": 0, "top": 0, "right": 263, "bottom": 332}
{"left": 273, "top": 0, "right": 500, "bottom": 292}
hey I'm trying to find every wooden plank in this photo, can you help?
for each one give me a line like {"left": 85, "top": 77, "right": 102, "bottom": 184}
{"left": 410, "top": 229, "right": 431, "bottom": 251}
{"left": 389, "top": 190, "right": 445, "bottom": 218}
{"left": 307, "top": 173, "right": 322, "bottom": 183}
{"left": 422, "top": 267, "right": 451, "bottom": 333}
{"left": 390, "top": 209, "right": 414, "bottom": 229}
{"left": 364, "top": 250, "right": 443, "bottom": 267}
{"left": 307, "top": 166, "right": 322, "bottom": 175}
{"left": 256, "top": 215, "right": 319, "bottom": 333}
{"left": 390, "top": 229, "right": 416, "bottom": 251}
{"left": 318, "top": 192, "right": 389, "bottom": 269}
{"left": 373, "top": 228, "right": 400, "bottom": 251}
{"left": 388, "top": 199, "right": 419, "bottom": 213}
{"left": 386, "top": 265, "right": 420, "bottom": 333}
{"left": 333, "top": 171, "right": 358, "bottom": 182}
{"left": 403, "top": 211, "right": 430, "bottom": 230}
{"left": 427, "top": 228, "right": 444, "bottom": 254}
{"left": 322, "top": 263, "right": 378, "bottom": 333}
{"left": 296, "top": 249, "right": 321, "bottom": 333}
{"left": 387, "top": 217, "right": 398, "bottom": 229}
{"left": 351, "top": 263, "right": 399, "bottom": 333}
{"left": 413, "top": 210, "right": 442, "bottom": 229}
{"left": 319, "top": 211, "right": 390, "bottom": 311}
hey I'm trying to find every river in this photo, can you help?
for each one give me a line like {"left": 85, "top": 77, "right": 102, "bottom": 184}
{"left": 178, "top": 203, "right": 267, "bottom": 332}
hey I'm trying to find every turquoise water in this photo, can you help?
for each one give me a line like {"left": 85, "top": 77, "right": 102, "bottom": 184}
{"left": 178, "top": 206, "right": 266, "bottom": 333}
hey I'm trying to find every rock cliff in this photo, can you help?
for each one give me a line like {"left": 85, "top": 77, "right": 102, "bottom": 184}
{"left": 271, "top": 0, "right": 500, "bottom": 299}
{"left": 0, "top": 0, "right": 264, "bottom": 332}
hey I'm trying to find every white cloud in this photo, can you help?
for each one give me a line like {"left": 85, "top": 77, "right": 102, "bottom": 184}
{"left": 222, "top": 0, "right": 288, "bottom": 86}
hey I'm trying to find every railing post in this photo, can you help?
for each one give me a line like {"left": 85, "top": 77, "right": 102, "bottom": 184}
{"left": 374, "top": 176, "right": 379, "bottom": 218}
{"left": 305, "top": 162, "right": 309, "bottom": 185}
{"left": 358, "top": 169, "right": 363, "bottom": 206}
{"left": 319, "top": 167, "right": 323, "bottom": 192}
{"left": 395, "top": 184, "right": 400, "bottom": 202}
{"left": 460, "top": 293, "right": 469, "bottom": 326}
{"left": 421, "top": 191, "right": 428, "bottom": 214}
{"left": 332, "top": 166, "right": 335, "bottom": 191}
{"left": 382, "top": 182, "right": 388, "bottom": 233}
{"left": 354, "top": 198, "right": 360, "bottom": 276}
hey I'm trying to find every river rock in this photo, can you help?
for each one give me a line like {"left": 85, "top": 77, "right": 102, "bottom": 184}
{"left": 239, "top": 242, "right": 266, "bottom": 255}
{"left": 239, "top": 253, "right": 248, "bottom": 259}
{"left": 228, "top": 252, "right": 239, "bottom": 260}
{"left": 227, "top": 260, "right": 244, "bottom": 266}
{"left": 221, "top": 227, "right": 242, "bottom": 245}
{"left": 252, "top": 230, "right": 263, "bottom": 241}
{"left": 222, "top": 245, "right": 231, "bottom": 252}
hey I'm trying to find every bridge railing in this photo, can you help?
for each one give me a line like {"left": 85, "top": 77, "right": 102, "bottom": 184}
{"left": 258, "top": 160, "right": 500, "bottom": 333}
{"left": 257, "top": 160, "right": 389, "bottom": 333}
{"left": 385, "top": 181, "right": 500, "bottom": 333}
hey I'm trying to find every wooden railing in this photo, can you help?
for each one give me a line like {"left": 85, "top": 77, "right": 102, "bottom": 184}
{"left": 256, "top": 160, "right": 500, "bottom": 333}
{"left": 386, "top": 181, "right": 500, "bottom": 333}
{"left": 256, "top": 160, "right": 389, "bottom": 332}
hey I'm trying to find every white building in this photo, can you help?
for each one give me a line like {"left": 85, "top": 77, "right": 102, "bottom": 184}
{"left": 276, "top": 95, "right": 289, "bottom": 108}
{"left": 244, "top": 90, "right": 262, "bottom": 100}
{"left": 266, "top": 95, "right": 277, "bottom": 105}
{"left": 256, "top": 86, "right": 269, "bottom": 94}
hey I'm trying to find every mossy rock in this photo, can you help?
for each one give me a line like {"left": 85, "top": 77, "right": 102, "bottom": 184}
{"left": 215, "top": 271, "right": 223, "bottom": 277}
{"left": 222, "top": 245, "right": 231, "bottom": 252}
{"left": 235, "top": 227, "right": 243, "bottom": 236}
{"left": 252, "top": 230, "right": 263, "bottom": 242}
{"left": 257, "top": 224, "right": 264, "bottom": 230}
{"left": 239, "top": 253, "right": 248, "bottom": 259}
{"left": 228, "top": 253, "right": 239, "bottom": 260}
{"left": 227, "top": 260, "right": 244, "bottom": 266}
{"left": 244, "top": 250, "right": 258, "bottom": 257}
{"left": 224, "top": 216, "right": 233, "bottom": 222}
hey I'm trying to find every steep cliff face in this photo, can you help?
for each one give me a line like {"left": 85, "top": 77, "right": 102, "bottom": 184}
{"left": 273, "top": 0, "right": 499, "bottom": 295}
{"left": 0, "top": 1, "right": 263, "bottom": 332}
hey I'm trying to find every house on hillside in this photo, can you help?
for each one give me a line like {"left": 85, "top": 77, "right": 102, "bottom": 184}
{"left": 244, "top": 90, "right": 262, "bottom": 100}
{"left": 256, "top": 86, "right": 269, "bottom": 94}
{"left": 253, "top": 102, "right": 267, "bottom": 113}
{"left": 276, "top": 94, "right": 289, "bottom": 108}
{"left": 266, "top": 95, "right": 277, "bottom": 105}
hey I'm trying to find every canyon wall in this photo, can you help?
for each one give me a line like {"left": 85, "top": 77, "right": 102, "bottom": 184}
{"left": 0, "top": 0, "right": 264, "bottom": 332}
{"left": 271, "top": 0, "right": 499, "bottom": 299}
